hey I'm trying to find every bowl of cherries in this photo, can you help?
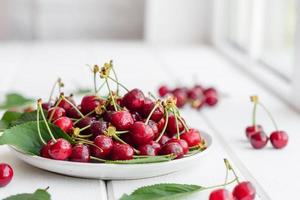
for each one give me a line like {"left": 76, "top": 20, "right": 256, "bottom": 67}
{"left": 1, "top": 61, "right": 212, "bottom": 179}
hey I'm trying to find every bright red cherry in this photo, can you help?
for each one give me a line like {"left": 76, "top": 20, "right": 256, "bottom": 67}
{"left": 245, "top": 125, "right": 263, "bottom": 139}
{"left": 232, "top": 181, "right": 256, "bottom": 200}
{"left": 209, "top": 189, "right": 233, "bottom": 200}
{"left": 270, "top": 131, "right": 288, "bottom": 149}
{"left": 81, "top": 95, "right": 103, "bottom": 114}
{"left": 111, "top": 111, "right": 134, "bottom": 131}
{"left": 160, "top": 142, "right": 184, "bottom": 159}
{"left": 40, "top": 140, "right": 54, "bottom": 158}
{"left": 204, "top": 88, "right": 218, "bottom": 106}
{"left": 250, "top": 131, "right": 268, "bottom": 149}
{"left": 139, "top": 141, "right": 161, "bottom": 156}
{"left": 172, "top": 88, "right": 187, "bottom": 108}
{"left": 70, "top": 144, "right": 90, "bottom": 162}
{"left": 53, "top": 117, "right": 73, "bottom": 134}
{"left": 57, "top": 96, "right": 76, "bottom": 112}
{"left": 130, "top": 121, "right": 154, "bottom": 146}
{"left": 167, "top": 138, "right": 189, "bottom": 154}
{"left": 122, "top": 89, "right": 145, "bottom": 112}
{"left": 0, "top": 163, "right": 14, "bottom": 187}
{"left": 90, "top": 120, "right": 108, "bottom": 138}
{"left": 110, "top": 143, "right": 134, "bottom": 160}
{"left": 47, "top": 107, "right": 66, "bottom": 121}
{"left": 48, "top": 138, "right": 72, "bottom": 160}
{"left": 166, "top": 115, "right": 184, "bottom": 137}
{"left": 180, "top": 128, "right": 201, "bottom": 147}
{"left": 92, "top": 135, "right": 113, "bottom": 159}
{"left": 140, "top": 98, "right": 164, "bottom": 122}
{"left": 158, "top": 85, "right": 169, "bottom": 97}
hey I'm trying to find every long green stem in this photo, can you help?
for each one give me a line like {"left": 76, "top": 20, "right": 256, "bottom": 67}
{"left": 38, "top": 102, "right": 56, "bottom": 142}
{"left": 62, "top": 96, "right": 85, "bottom": 118}
{"left": 172, "top": 108, "right": 180, "bottom": 140}
{"left": 173, "top": 107, "right": 189, "bottom": 131}
{"left": 155, "top": 109, "right": 169, "bottom": 142}
{"left": 48, "top": 97, "right": 63, "bottom": 122}
{"left": 107, "top": 76, "right": 129, "bottom": 92}
{"left": 258, "top": 102, "right": 278, "bottom": 130}
{"left": 145, "top": 102, "right": 160, "bottom": 125}
{"left": 93, "top": 72, "right": 97, "bottom": 94}
{"left": 48, "top": 78, "right": 59, "bottom": 104}
{"left": 204, "top": 178, "right": 238, "bottom": 190}
{"left": 96, "top": 81, "right": 106, "bottom": 93}
{"left": 111, "top": 65, "right": 120, "bottom": 94}
{"left": 37, "top": 106, "right": 46, "bottom": 145}
{"left": 105, "top": 78, "right": 118, "bottom": 111}
{"left": 252, "top": 101, "right": 258, "bottom": 128}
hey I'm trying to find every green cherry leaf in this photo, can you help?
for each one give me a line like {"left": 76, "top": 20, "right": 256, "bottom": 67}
{"left": 0, "top": 111, "right": 22, "bottom": 129}
{"left": 0, "top": 93, "right": 34, "bottom": 110}
{"left": 3, "top": 188, "right": 51, "bottom": 200}
{"left": 8, "top": 110, "right": 47, "bottom": 128}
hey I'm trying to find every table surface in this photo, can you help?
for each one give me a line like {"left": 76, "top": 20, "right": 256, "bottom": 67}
{"left": 0, "top": 41, "right": 299, "bottom": 200}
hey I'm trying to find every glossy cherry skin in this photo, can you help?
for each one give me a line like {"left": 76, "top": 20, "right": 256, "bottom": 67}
{"left": 130, "top": 121, "right": 154, "bottom": 146}
{"left": 103, "top": 111, "right": 114, "bottom": 122}
{"left": 57, "top": 96, "right": 76, "bottom": 112}
{"left": 110, "top": 143, "right": 134, "bottom": 160}
{"left": 157, "top": 117, "right": 166, "bottom": 133}
{"left": 47, "top": 107, "right": 66, "bottom": 121}
{"left": 140, "top": 98, "right": 164, "bottom": 122}
{"left": 66, "top": 105, "right": 82, "bottom": 119}
{"left": 122, "top": 89, "right": 145, "bottom": 112}
{"left": 76, "top": 116, "right": 95, "bottom": 134}
{"left": 90, "top": 120, "right": 108, "bottom": 138}
{"left": 209, "top": 189, "right": 233, "bottom": 200}
{"left": 53, "top": 117, "right": 73, "bottom": 134}
{"left": 245, "top": 125, "right": 263, "bottom": 139}
{"left": 160, "top": 142, "right": 184, "bottom": 159}
{"left": 203, "top": 88, "right": 218, "bottom": 106}
{"left": 40, "top": 140, "right": 55, "bottom": 158}
{"left": 147, "top": 120, "right": 159, "bottom": 139}
{"left": 172, "top": 88, "right": 187, "bottom": 108}
{"left": 48, "top": 138, "right": 72, "bottom": 160}
{"left": 92, "top": 135, "right": 113, "bottom": 159}
{"left": 158, "top": 85, "right": 169, "bottom": 97}
{"left": 158, "top": 135, "right": 170, "bottom": 145}
{"left": 180, "top": 128, "right": 201, "bottom": 147}
{"left": 80, "top": 95, "right": 102, "bottom": 114}
{"left": 232, "top": 181, "right": 256, "bottom": 200}
{"left": 0, "top": 163, "right": 14, "bottom": 187}
{"left": 166, "top": 115, "right": 184, "bottom": 137}
{"left": 111, "top": 111, "right": 134, "bottom": 131}
{"left": 70, "top": 144, "right": 90, "bottom": 162}
{"left": 167, "top": 138, "right": 189, "bottom": 154}
{"left": 42, "top": 102, "right": 51, "bottom": 110}
{"left": 139, "top": 141, "right": 161, "bottom": 156}
{"left": 270, "top": 131, "right": 288, "bottom": 149}
{"left": 250, "top": 131, "right": 268, "bottom": 149}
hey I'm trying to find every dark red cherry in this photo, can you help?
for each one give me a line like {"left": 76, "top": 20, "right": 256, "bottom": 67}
{"left": 167, "top": 138, "right": 189, "bottom": 154}
{"left": 160, "top": 142, "right": 184, "bottom": 159}
{"left": 47, "top": 107, "right": 66, "bottom": 121}
{"left": 76, "top": 116, "right": 95, "bottom": 134}
{"left": 270, "top": 131, "right": 288, "bottom": 149}
{"left": 166, "top": 115, "right": 184, "bottom": 137}
{"left": 157, "top": 117, "right": 165, "bottom": 133}
{"left": 139, "top": 141, "right": 161, "bottom": 156}
{"left": 204, "top": 87, "right": 218, "bottom": 106}
{"left": 140, "top": 98, "right": 164, "bottom": 122}
{"left": 90, "top": 120, "right": 108, "bottom": 138}
{"left": 111, "top": 111, "right": 134, "bottom": 131}
{"left": 57, "top": 96, "right": 76, "bottom": 111}
{"left": 130, "top": 121, "right": 154, "bottom": 146}
{"left": 209, "top": 189, "right": 233, "bottom": 200}
{"left": 180, "top": 128, "right": 201, "bottom": 147}
{"left": 110, "top": 143, "right": 134, "bottom": 160}
{"left": 122, "top": 89, "right": 145, "bottom": 112}
{"left": 66, "top": 105, "right": 82, "bottom": 119}
{"left": 81, "top": 95, "right": 102, "bottom": 114}
{"left": 42, "top": 102, "right": 51, "bottom": 110}
{"left": 232, "top": 181, "right": 256, "bottom": 200}
{"left": 158, "top": 135, "right": 170, "bottom": 145}
{"left": 53, "top": 117, "right": 73, "bottom": 134}
{"left": 245, "top": 125, "right": 263, "bottom": 139}
{"left": 172, "top": 88, "right": 187, "bottom": 108}
{"left": 92, "top": 135, "right": 113, "bottom": 159}
{"left": 40, "top": 141, "right": 53, "bottom": 158}
{"left": 131, "top": 111, "right": 142, "bottom": 122}
{"left": 48, "top": 138, "right": 72, "bottom": 160}
{"left": 0, "top": 163, "right": 14, "bottom": 187}
{"left": 158, "top": 85, "right": 169, "bottom": 97}
{"left": 147, "top": 120, "right": 159, "bottom": 139}
{"left": 250, "top": 131, "right": 268, "bottom": 149}
{"left": 103, "top": 111, "right": 115, "bottom": 122}
{"left": 70, "top": 144, "right": 90, "bottom": 162}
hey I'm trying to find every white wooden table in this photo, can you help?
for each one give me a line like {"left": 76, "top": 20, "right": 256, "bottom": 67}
{"left": 0, "top": 41, "right": 299, "bottom": 199}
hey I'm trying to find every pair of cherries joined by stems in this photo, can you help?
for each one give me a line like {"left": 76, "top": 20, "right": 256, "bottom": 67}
{"left": 37, "top": 61, "right": 205, "bottom": 163}
{"left": 158, "top": 84, "right": 218, "bottom": 110}
{"left": 245, "top": 96, "right": 288, "bottom": 149}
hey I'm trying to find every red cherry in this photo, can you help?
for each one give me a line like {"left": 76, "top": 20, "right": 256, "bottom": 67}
{"left": 172, "top": 88, "right": 187, "bottom": 108}
{"left": 111, "top": 143, "right": 134, "bottom": 160}
{"left": 76, "top": 116, "right": 95, "bottom": 134}
{"left": 158, "top": 135, "right": 170, "bottom": 145}
{"left": 103, "top": 111, "right": 114, "bottom": 122}
{"left": 139, "top": 141, "right": 161, "bottom": 156}
{"left": 47, "top": 107, "right": 66, "bottom": 121}
{"left": 140, "top": 98, "right": 164, "bottom": 122}
{"left": 81, "top": 95, "right": 102, "bottom": 114}
{"left": 92, "top": 135, "right": 113, "bottom": 159}
{"left": 180, "top": 128, "right": 201, "bottom": 147}
{"left": 245, "top": 125, "right": 263, "bottom": 139}
{"left": 90, "top": 120, "right": 108, "bottom": 138}
{"left": 131, "top": 111, "right": 142, "bottom": 122}
{"left": 70, "top": 144, "right": 90, "bottom": 162}
{"left": 160, "top": 142, "right": 184, "bottom": 159}
{"left": 167, "top": 138, "right": 189, "bottom": 154}
{"left": 158, "top": 85, "right": 169, "bottom": 97}
{"left": 147, "top": 120, "right": 159, "bottom": 139}
{"left": 270, "top": 131, "right": 288, "bottom": 149}
{"left": 0, "top": 163, "right": 13, "bottom": 187}
{"left": 111, "top": 111, "right": 134, "bottom": 131}
{"left": 122, "top": 89, "right": 145, "bottom": 112}
{"left": 187, "top": 86, "right": 203, "bottom": 100}
{"left": 53, "top": 117, "right": 73, "bottom": 134}
{"left": 66, "top": 105, "right": 82, "bottom": 119}
{"left": 130, "top": 121, "right": 154, "bottom": 146}
{"left": 166, "top": 115, "right": 184, "bottom": 137}
{"left": 48, "top": 138, "right": 72, "bottom": 160}
{"left": 232, "top": 181, "right": 256, "bottom": 200}
{"left": 40, "top": 140, "right": 54, "bottom": 158}
{"left": 42, "top": 102, "right": 51, "bottom": 110}
{"left": 157, "top": 117, "right": 166, "bottom": 133}
{"left": 57, "top": 96, "right": 76, "bottom": 112}
{"left": 204, "top": 88, "right": 218, "bottom": 106}
{"left": 250, "top": 131, "right": 268, "bottom": 149}
{"left": 209, "top": 189, "right": 233, "bottom": 200}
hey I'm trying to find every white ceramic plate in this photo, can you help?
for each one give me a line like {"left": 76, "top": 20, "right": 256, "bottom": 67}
{"left": 10, "top": 132, "right": 212, "bottom": 180}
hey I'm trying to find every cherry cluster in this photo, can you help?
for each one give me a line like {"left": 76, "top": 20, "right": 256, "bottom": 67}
{"left": 37, "top": 61, "right": 205, "bottom": 163}
{"left": 245, "top": 96, "right": 288, "bottom": 149}
{"left": 158, "top": 85, "right": 218, "bottom": 110}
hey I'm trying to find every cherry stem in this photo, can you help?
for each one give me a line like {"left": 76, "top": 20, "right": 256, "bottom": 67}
{"left": 224, "top": 158, "right": 240, "bottom": 184}
{"left": 79, "top": 124, "right": 91, "bottom": 132}
{"left": 75, "top": 138, "right": 103, "bottom": 152}
{"left": 111, "top": 134, "right": 140, "bottom": 154}
{"left": 36, "top": 105, "right": 46, "bottom": 145}
{"left": 48, "top": 96, "right": 63, "bottom": 122}
{"left": 148, "top": 92, "right": 157, "bottom": 101}
{"left": 96, "top": 81, "right": 106, "bottom": 93}
{"left": 48, "top": 78, "right": 60, "bottom": 104}
{"left": 77, "top": 134, "right": 93, "bottom": 138}
{"left": 105, "top": 78, "right": 118, "bottom": 111}
{"left": 73, "top": 110, "right": 95, "bottom": 125}
{"left": 90, "top": 156, "right": 106, "bottom": 162}
{"left": 258, "top": 102, "right": 279, "bottom": 131}
{"left": 173, "top": 107, "right": 189, "bottom": 131}
{"left": 116, "top": 130, "right": 129, "bottom": 134}
{"left": 93, "top": 70, "right": 97, "bottom": 94}
{"left": 38, "top": 101, "right": 56, "bottom": 142}
{"left": 171, "top": 108, "right": 180, "bottom": 140}
{"left": 61, "top": 95, "right": 85, "bottom": 118}
{"left": 145, "top": 101, "right": 160, "bottom": 125}
{"left": 107, "top": 76, "right": 129, "bottom": 92}
{"left": 111, "top": 64, "right": 120, "bottom": 94}
{"left": 252, "top": 98, "right": 258, "bottom": 128}
{"left": 155, "top": 109, "right": 169, "bottom": 142}
{"left": 204, "top": 178, "right": 238, "bottom": 190}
